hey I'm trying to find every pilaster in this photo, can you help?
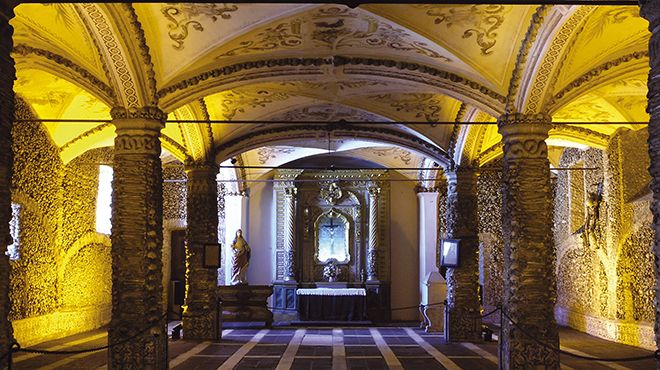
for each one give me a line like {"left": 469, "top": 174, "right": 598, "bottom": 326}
{"left": 109, "top": 107, "right": 167, "bottom": 369}
{"left": 0, "top": 2, "right": 15, "bottom": 366}
{"left": 283, "top": 186, "right": 298, "bottom": 282}
{"left": 444, "top": 166, "right": 481, "bottom": 342}
{"left": 498, "top": 113, "right": 559, "bottom": 369}
{"left": 366, "top": 186, "right": 381, "bottom": 282}
{"left": 182, "top": 162, "right": 219, "bottom": 340}
{"left": 640, "top": 1, "right": 660, "bottom": 368}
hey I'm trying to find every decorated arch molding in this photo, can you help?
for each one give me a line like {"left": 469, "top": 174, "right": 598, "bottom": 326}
{"left": 213, "top": 124, "right": 451, "bottom": 167}
{"left": 519, "top": 6, "right": 596, "bottom": 114}
{"left": 157, "top": 56, "right": 506, "bottom": 116}
{"left": 171, "top": 100, "right": 213, "bottom": 163}
{"left": 75, "top": 3, "right": 158, "bottom": 108}
{"left": 547, "top": 52, "right": 649, "bottom": 113}
{"left": 12, "top": 44, "right": 115, "bottom": 105}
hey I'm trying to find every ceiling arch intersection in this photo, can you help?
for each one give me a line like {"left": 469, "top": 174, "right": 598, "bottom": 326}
{"left": 213, "top": 124, "right": 451, "bottom": 168}
{"left": 157, "top": 56, "right": 505, "bottom": 115}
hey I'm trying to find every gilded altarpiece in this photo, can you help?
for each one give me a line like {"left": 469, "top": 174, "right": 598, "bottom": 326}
{"left": 272, "top": 169, "right": 391, "bottom": 322}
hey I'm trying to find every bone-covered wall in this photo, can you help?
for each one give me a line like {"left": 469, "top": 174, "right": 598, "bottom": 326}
{"left": 9, "top": 99, "right": 113, "bottom": 346}
{"left": 553, "top": 128, "right": 654, "bottom": 350}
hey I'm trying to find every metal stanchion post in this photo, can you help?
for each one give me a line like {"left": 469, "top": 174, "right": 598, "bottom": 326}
{"left": 498, "top": 307, "right": 503, "bottom": 370}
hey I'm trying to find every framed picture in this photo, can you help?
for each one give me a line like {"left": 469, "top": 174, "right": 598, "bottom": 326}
{"left": 440, "top": 239, "right": 460, "bottom": 267}
{"left": 203, "top": 243, "right": 222, "bottom": 268}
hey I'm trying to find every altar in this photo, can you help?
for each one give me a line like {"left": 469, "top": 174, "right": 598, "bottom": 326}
{"left": 271, "top": 171, "right": 391, "bottom": 323}
{"left": 296, "top": 288, "right": 367, "bottom": 321}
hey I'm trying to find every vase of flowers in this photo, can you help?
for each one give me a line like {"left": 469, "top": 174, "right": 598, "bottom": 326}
{"left": 323, "top": 259, "right": 339, "bottom": 282}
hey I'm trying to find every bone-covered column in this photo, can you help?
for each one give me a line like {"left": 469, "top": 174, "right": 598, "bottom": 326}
{"left": 0, "top": 2, "right": 15, "bottom": 367}
{"left": 183, "top": 163, "right": 219, "bottom": 340}
{"left": 366, "top": 186, "right": 380, "bottom": 282}
{"left": 641, "top": 2, "right": 660, "bottom": 368}
{"left": 444, "top": 167, "right": 481, "bottom": 342}
{"left": 498, "top": 113, "right": 559, "bottom": 369}
{"left": 109, "top": 107, "right": 167, "bottom": 369}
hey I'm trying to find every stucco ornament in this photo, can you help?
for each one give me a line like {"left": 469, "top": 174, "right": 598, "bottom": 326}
{"left": 320, "top": 182, "right": 343, "bottom": 206}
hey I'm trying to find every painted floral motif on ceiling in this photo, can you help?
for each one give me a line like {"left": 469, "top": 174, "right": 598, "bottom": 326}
{"left": 412, "top": 5, "right": 508, "bottom": 56}
{"left": 582, "top": 7, "right": 640, "bottom": 41}
{"left": 161, "top": 3, "right": 239, "bottom": 50}
{"left": 217, "top": 6, "right": 450, "bottom": 61}
{"left": 214, "top": 89, "right": 290, "bottom": 120}
{"left": 368, "top": 93, "right": 443, "bottom": 122}
{"left": 553, "top": 101, "right": 619, "bottom": 122}
{"left": 369, "top": 147, "right": 413, "bottom": 165}
{"left": 256, "top": 147, "right": 296, "bottom": 164}
{"left": 278, "top": 80, "right": 388, "bottom": 92}
{"left": 269, "top": 104, "right": 386, "bottom": 122}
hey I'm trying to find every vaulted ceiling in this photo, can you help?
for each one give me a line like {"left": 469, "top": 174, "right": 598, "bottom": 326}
{"left": 9, "top": 3, "right": 651, "bottom": 177}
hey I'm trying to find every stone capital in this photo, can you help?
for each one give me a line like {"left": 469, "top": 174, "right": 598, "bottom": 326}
{"left": 184, "top": 161, "right": 218, "bottom": 175}
{"left": 111, "top": 106, "right": 167, "bottom": 122}
{"left": 284, "top": 187, "right": 297, "bottom": 197}
{"left": 497, "top": 113, "right": 551, "bottom": 161}
{"left": 368, "top": 186, "right": 381, "bottom": 197}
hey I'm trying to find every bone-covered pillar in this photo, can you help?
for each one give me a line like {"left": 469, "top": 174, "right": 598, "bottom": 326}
{"left": 183, "top": 162, "right": 219, "bottom": 340}
{"left": 498, "top": 113, "right": 559, "bottom": 369}
{"left": 366, "top": 186, "right": 381, "bottom": 282}
{"left": 0, "top": 2, "right": 15, "bottom": 366}
{"left": 109, "top": 107, "right": 167, "bottom": 369}
{"left": 444, "top": 167, "right": 481, "bottom": 342}
{"left": 282, "top": 186, "right": 298, "bottom": 281}
{"left": 641, "top": 2, "right": 660, "bottom": 368}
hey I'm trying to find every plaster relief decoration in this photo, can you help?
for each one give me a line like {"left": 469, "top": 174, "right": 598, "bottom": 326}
{"left": 369, "top": 93, "right": 442, "bottom": 122}
{"left": 414, "top": 5, "right": 507, "bottom": 55}
{"left": 256, "top": 146, "right": 296, "bottom": 164}
{"left": 582, "top": 7, "right": 640, "bottom": 41}
{"left": 370, "top": 147, "right": 412, "bottom": 165}
{"left": 319, "top": 182, "right": 343, "bottom": 206}
{"left": 218, "top": 5, "right": 451, "bottom": 61}
{"left": 270, "top": 104, "right": 387, "bottom": 122}
{"left": 217, "top": 89, "right": 290, "bottom": 120}
{"left": 161, "top": 3, "right": 239, "bottom": 50}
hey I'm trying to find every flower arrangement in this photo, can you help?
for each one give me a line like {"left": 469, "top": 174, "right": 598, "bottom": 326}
{"left": 323, "top": 259, "right": 340, "bottom": 282}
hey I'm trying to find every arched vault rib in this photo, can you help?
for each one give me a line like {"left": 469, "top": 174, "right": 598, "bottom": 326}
{"left": 75, "top": 3, "right": 158, "bottom": 108}
{"left": 157, "top": 56, "right": 506, "bottom": 116}
{"left": 213, "top": 125, "right": 451, "bottom": 167}
{"left": 12, "top": 45, "right": 115, "bottom": 105}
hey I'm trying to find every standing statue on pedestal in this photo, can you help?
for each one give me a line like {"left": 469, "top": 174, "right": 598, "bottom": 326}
{"left": 231, "top": 229, "right": 251, "bottom": 285}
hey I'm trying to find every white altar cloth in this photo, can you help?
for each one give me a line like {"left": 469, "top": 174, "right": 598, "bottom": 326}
{"left": 296, "top": 288, "right": 366, "bottom": 296}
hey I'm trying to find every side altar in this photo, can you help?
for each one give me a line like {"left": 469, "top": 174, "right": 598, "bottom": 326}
{"left": 271, "top": 169, "right": 391, "bottom": 322}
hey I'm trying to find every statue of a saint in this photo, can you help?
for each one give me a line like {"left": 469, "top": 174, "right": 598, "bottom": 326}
{"left": 230, "top": 229, "right": 251, "bottom": 285}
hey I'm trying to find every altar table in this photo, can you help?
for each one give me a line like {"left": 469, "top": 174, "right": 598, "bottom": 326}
{"left": 296, "top": 288, "right": 367, "bottom": 321}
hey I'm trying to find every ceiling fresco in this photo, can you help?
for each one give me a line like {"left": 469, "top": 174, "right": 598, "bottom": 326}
{"left": 9, "top": 3, "right": 652, "bottom": 172}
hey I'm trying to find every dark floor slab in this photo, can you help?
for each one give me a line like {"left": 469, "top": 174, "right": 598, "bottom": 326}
{"left": 383, "top": 336, "right": 417, "bottom": 345}
{"left": 259, "top": 334, "right": 293, "bottom": 344}
{"left": 346, "top": 357, "right": 388, "bottom": 370}
{"left": 197, "top": 343, "right": 242, "bottom": 356}
{"left": 431, "top": 342, "right": 482, "bottom": 356}
{"left": 220, "top": 335, "right": 253, "bottom": 344}
{"left": 399, "top": 357, "right": 446, "bottom": 370}
{"left": 449, "top": 357, "right": 498, "bottom": 370}
{"left": 172, "top": 356, "right": 228, "bottom": 370}
{"left": 248, "top": 344, "right": 287, "bottom": 356}
{"left": 345, "top": 345, "right": 383, "bottom": 357}
{"left": 296, "top": 345, "right": 333, "bottom": 357}
{"left": 235, "top": 357, "right": 281, "bottom": 369}
{"left": 56, "top": 351, "right": 108, "bottom": 370}
{"left": 344, "top": 336, "right": 376, "bottom": 345}
{"left": 343, "top": 329, "right": 371, "bottom": 336}
{"left": 389, "top": 345, "right": 430, "bottom": 357}
{"left": 291, "top": 357, "right": 333, "bottom": 370}
{"left": 304, "top": 329, "right": 334, "bottom": 335}
{"left": 378, "top": 328, "right": 407, "bottom": 335}
{"left": 229, "top": 329, "right": 262, "bottom": 335}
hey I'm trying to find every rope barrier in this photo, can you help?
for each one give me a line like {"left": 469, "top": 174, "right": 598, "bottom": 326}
{"left": 500, "top": 310, "right": 659, "bottom": 362}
